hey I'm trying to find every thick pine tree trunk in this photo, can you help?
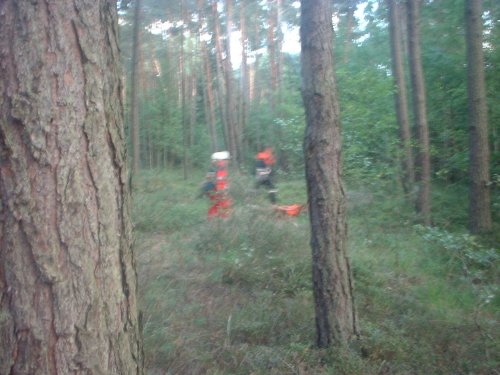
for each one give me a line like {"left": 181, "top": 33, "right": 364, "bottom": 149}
{"left": 388, "top": 0, "right": 415, "bottom": 194}
{"left": 0, "top": 1, "right": 143, "bottom": 373}
{"left": 465, "top": 0, "right": 492, "bottom": 233}
{"left": 407, "top": 0, "right": 431, "bottom": 225}
{"left": 300, "top": 0, "right": 358, "bottom": 348}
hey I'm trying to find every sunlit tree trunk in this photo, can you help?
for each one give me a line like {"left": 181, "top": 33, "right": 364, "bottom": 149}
{"left": 267, "top": 0, "right": 279, "bottom": 114}
{"left": 0, "top": 1, "right": 143, "bottom": 373}
{"left": 301, "top": 0, "right": 358, "bottom": 348}
{"left": 407, "top": 0, "right": 431, "bottom": 225}
{"left": 224, "top": 0, "right": 241, "bottom": 166}
{"left": 465, "top": 0, "right": 492, "bottom": 233}
{"left": 388, "top": 0, "right": 415, "bottom": 194}
{"left": 197, "top": 0, "right": 218, "bottom": 153}
{"left": 212, "top": 1, "right": 230, "bottom": 152}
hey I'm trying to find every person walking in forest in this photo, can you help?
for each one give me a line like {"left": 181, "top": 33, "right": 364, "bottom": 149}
{"left": 255, "top": 146, "right": 278, "bottom": 204}
{"left": 200, "top": 151, "right": 232, "bottom": 218}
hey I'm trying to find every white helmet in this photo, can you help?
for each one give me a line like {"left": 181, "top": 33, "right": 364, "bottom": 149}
{"left": 211, "top": 151, "right": 230, "bottom": 160}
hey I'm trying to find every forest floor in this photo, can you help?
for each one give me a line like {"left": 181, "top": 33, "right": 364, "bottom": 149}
{"left": 133, "top": 169, "right": 499, "bottom": 375}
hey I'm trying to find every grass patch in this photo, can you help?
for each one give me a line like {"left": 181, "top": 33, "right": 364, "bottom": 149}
{"left": 133, "top": 169, "right": 499, "bottom": 374}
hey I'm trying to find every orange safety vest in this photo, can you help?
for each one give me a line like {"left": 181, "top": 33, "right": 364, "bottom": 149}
{"left": 256, "top": 148, "right": 275, "bottom": 166}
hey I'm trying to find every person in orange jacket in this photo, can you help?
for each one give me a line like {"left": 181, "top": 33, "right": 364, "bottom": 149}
{"left": 200, "top": 151, "right": 232, "bottom": 219}
{"left": 255, "top": 146, "right": 278, "bottom": 204}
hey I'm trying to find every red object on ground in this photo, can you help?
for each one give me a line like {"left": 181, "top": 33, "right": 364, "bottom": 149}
{"left": 274, "top": 204, "right": 304, "bottom": 217}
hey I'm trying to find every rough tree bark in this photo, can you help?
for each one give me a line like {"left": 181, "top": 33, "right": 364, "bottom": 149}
{"left": 407, "top": 0, "right": 431, "bottom": 225}
{"left": 0, "top": 1, "right": 143, "bottom": 373}
{"left": 465, "top": 0, "right": 492, "bottom": 233}
{"left": 300, "top": 0, "right": 358, "bottom": 348}
{"left": 387, "top": 0, "right": 415, "bottom": 194}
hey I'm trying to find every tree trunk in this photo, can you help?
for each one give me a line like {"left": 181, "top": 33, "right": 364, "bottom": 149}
{"left": 202, "top": 42, "right": 219, "bottom": 152}
{"left": 198, "top": 0, "right": 219, "bottom": 153}
{"left": 342, "top": 4, "right": 356, "bottom": 64}
{"left": 180, "top": 0, "right": 188, "bottom": 179}
{"left": 267, "top": 0, "right": 279, "bottom": 114}
{"left": 131, "top": 0, "right": 142, "bottom": 177}
{"left": 224, "top": 0, "right": 241, "bottom": 166}
{"left": 212, "top": 1, "right": 230, "bottom": 152}
{"left": 239, "top": 2, "right": 249, "bottom": 157}
{"left": 407, "top": 0, "right": 431, "bottom": 225}
{"left": 388, "top": 0, "right": 415, "bottom": 194}
{"left": 0, "top": 1, "right": 143, "bottom": 374}
{"left": 300, "top": 0, "right": 358, "bottom": 348}
{"left": 465, "top": 0, "right": 492, "bottom": 233}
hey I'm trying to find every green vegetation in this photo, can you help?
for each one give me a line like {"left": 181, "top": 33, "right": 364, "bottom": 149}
{"left": 133, "top": 170, "right": 499, "bottom": 374}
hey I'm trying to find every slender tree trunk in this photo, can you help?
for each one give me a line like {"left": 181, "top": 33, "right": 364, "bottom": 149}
{"left": 197, "top": 0, "right": 218, "bottom": 152}
{"left": 202, "top": 42, "right": 219, "bottom": 152}
{"left": 301, "top": 0, "right": 358, "bottom": 348}
{"left": 187, "top": 22, "right": 197, "bottom": 150}
{"left": 212, "top": 1, "right": 230, "bottom": 152}
{"left": 465, "top": 0, "right": 492, "bottom": 233}
{"left": 407, "top": 0, "right": 431, "bottom": 225}
{"left": 131, "top": 0, "right": 142, "bottom": 177}
{"left": 189, "top": 72, "right": 198, "bottom": 147}
{"left": 267, "top": 0, "right": 279, "bottom": 114}
{"left": 180, "top": 0, "right": 188, "bottom": 179}
{"left": 239, "top": 3, "right": 249, "bottom": 156}
{"left": 342, "top": 5, "right": 356, "bottom": 64}
{"left": 388, "top": 0, "right": 415, "bottom": 194}
{"left": 0, "top": 1, "right": 143, "bottom": 373}
{"left": 224, "top": 0, "right": 240, "bottom": 166}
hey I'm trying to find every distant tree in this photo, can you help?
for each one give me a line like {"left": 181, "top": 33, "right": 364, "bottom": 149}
{"left": 465, "top": 0, "right": 492, "bottom": 233}
{"left": 267, "top": 0, "right": 281, "bottom": 114}
{"left": 224, "top": 0, "right": 241, "bottom": 166}
{"left": 131, "top": 0, "right": 143, "bottom": 176}
{"left": 0, "top": 1, "right": 143, "bottom": 373}
{"left": 335, "top": 0, "right": 361, "bottom": 64}
{"left": 387, "top": 0, "right": 415, "bottom": 193}
{"left": 239, "top": 0, "right": 250, "bottom": 155}
{"left": 198, "top": 0, "right": 219, "bottom": 152}
{"left": 407, "top": 0, "right": 431, "bottom": 225}
{"left": 300, "top": 0, "right": 358, "bottom": 348}
{"left": 212, "top": 1, "right": 230, "bottom": 153}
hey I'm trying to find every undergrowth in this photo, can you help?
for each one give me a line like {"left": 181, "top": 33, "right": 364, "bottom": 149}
{"left": 133, "top": 169, "right": 499, "bottom": 375}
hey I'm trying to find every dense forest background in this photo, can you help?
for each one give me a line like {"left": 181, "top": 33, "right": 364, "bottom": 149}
{"left": 117, "top": 0, "right": 499, "bottom": 373}
{"left": 118, "top": 0, "right": 499, "bottom": 197}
